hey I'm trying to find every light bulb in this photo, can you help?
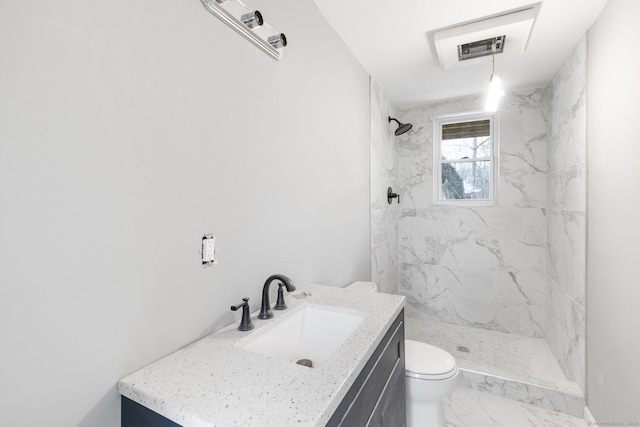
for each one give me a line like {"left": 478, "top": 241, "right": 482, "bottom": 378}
{"left": 241, "top": 10, "right": 263, "bottom": 29}
{"left": 485, "top": 75, "right": 505, "bottom": 112}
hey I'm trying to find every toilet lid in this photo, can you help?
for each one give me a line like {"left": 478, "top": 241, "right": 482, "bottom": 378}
{"left": 405, "top": 339, "right": 457, "bottom": 380}
{"left": 346, "top": 281, "right": 377, "bottom": 293}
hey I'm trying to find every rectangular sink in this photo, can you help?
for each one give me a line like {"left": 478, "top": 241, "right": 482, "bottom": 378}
{"left": 241, "top": 305, "right": 365, "bottom": 368}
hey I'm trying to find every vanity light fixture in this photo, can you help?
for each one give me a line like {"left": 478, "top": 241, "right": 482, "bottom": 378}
{"left": 485, "top": 40, "right": 505, "bottom": 112}
{"left": 268, "top": 33, "right": 287, "bottom": 49}
{"left": 201, "top": 0, "right": 287, "bottom": 60}
{"left": 241, "top": 10, "right": 263, "bottom": 29}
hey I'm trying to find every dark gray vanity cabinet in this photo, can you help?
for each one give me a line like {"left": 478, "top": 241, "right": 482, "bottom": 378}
{"left": 122, "top": 396, "right": 180, "bottom": 427}
{"left": 327, "top": 309, "right": 406, "bottom": 427}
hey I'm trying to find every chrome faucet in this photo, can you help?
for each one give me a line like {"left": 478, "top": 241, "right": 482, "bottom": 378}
{"left": 258, "top": 274, "right": 296, "bottom": 319}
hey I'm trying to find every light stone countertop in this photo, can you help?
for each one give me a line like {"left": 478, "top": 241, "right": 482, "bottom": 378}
{"left": 118, "top": 284, "right": 405, "bottom": 427}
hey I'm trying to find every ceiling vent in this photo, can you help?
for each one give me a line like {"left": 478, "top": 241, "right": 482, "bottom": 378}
{"left": 458, "top": 35, "right": 505, "bottom": 61}
{"left": 433, "top": 3, "right": 540, "bottom": 69}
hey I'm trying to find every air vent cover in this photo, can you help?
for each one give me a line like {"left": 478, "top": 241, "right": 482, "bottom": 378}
{"left": 458, "top": 36, "right": 505, "bottom": 61}
{"left": 433, "top": 4, "right": 540, "bottom": 69}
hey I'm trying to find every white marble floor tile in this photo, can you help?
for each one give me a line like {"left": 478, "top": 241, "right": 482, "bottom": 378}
{"left": 445, "top": 387, "right": 587, "bottom": 427}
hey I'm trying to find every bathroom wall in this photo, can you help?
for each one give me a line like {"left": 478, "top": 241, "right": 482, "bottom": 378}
{"left": 587, "top": 0, "right": 640, "bottom": 421}
{"left": 0, "top": 1, "right": 370, "bottom": 426}
{"left": 370, "top": 79, "right": 399, "bottom": 293}
{"left": 396, "top": 90, "right": 549, "bottom": 337}
{"left": 545, "top": 37, "right": 587, "bottom": 392}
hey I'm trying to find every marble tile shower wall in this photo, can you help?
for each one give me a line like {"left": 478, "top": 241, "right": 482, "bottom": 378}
{"left": 370, "top": 79, "right": 399, "bottom": 294}
{"left": 546, "top": 36, "right": 587, "bottom": 392}
{"left": 396, "top": 90, "right": 550, "bottom": 338}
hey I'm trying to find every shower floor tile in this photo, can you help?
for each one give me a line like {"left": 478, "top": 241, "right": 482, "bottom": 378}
{"left": 404, "top": 316, "right": 579, "bottom": 394}
{"left": 444, "top": 387, "right": 587, "bottom": 427}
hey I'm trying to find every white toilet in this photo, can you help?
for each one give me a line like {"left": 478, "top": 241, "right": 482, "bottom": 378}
{"left": 346, "top": 282, "right": 459, "bottom": 427}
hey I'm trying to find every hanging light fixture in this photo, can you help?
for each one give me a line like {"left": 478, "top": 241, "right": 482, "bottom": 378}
{"left": 485, "top": 40, "right": 505, "bottom": 112}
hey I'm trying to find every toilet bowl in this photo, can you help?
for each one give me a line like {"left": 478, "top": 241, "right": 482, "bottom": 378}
{"left": 346, "top": 281, "right": 459, "bottom": 427}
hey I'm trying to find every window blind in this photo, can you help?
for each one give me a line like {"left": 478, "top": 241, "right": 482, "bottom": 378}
{"left": 442, "top": 119, "right": 490, "bottom": 140}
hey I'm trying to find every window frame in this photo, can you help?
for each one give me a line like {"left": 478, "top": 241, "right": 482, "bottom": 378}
{"left": 433, "top": 111, "right": 499, "bottom": 206}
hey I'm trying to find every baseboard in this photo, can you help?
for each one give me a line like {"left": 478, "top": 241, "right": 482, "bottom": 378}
{"left": 585, "top": 406, "right": 597, "bottom": 425}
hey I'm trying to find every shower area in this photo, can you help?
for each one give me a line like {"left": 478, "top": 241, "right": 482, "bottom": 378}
{"left": 370, "top": 37, "right": 587, "bottom": 417}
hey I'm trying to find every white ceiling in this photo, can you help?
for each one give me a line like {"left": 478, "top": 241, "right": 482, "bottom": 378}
{"left": 312, "top": 0, "right": 608, "bottom": 107}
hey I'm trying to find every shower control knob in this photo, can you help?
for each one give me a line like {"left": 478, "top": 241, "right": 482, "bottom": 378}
{"left": 387, "top": 187, "right": 400, "bottom": 204}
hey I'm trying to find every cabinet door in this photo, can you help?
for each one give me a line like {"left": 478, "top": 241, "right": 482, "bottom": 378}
{"left": 378, "top": 358, "right": 407, "bottom": 427}
{"left": 365, "top": 334, "right": 406, "bottom": 427}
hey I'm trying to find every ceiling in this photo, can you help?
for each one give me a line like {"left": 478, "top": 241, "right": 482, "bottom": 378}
{"left": 312, "top": 0, "right": 608, "bottom": 107}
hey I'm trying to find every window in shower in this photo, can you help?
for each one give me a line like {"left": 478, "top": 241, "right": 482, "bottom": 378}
{"left": 434, "top": 112, "right": 498, "bottom": 205}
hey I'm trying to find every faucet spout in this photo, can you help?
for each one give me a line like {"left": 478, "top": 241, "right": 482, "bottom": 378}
{"left": 258, "top": 274, "right": 295, "bottom": 319}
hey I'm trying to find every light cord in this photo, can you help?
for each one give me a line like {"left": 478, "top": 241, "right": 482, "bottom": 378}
{"left": 491, "top": 39, "right": 496, "bottom": 78}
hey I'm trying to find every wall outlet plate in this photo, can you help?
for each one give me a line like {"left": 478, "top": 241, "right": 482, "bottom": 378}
{"left": 202, "top": 234, "right": 216, "bottom": 266}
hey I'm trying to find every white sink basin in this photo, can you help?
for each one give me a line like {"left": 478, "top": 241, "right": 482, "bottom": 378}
{"left": 241, "top": 305, "right": 365, "bottom": 368}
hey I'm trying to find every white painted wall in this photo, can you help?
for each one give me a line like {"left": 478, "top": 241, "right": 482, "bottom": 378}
{"left": 0, "top": 1, "right": 370, "bottom": 425}
{"left": 587, "top": 0, "right": 640, "bottom": 422}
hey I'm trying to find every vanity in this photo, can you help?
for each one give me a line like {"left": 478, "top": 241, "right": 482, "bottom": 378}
{"left": 118, "top": 284, "right": 405, "bottom": 426}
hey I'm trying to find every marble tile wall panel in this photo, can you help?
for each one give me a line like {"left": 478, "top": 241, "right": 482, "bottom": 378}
{"left": 545, "top": 35, "right": 587, "bottom": 393}
{"left": 500, "top": 172, "right": 547, "bottom": 209}
{"left": 548, "top": 165, "right": 586, "bottom": 211}
{"left": 458, "top": 369, "right": 585, "bottom": 417}
{"left": 370, "top": 79, "right": 399, "bottom": 287}
{"left": 547, "top": 209, "right": 586, "bottom": 261}
{"left": 399, "top": 207, "right": 546, "bottom": 241}
{"left": 400, "top": 263, "right": 545, "bottom": 336}
{"left": 547, "top": 244, "right": 586, "bottom": 308}
{"left": 550, "top": 37, "right": 587, "bottom": 137}
{"left": 396, "top": 88, "right": 550, "bottom": 337}
{"left": 545, "top": 283, "right": 586, "bottom": 394}
{"left": 444, "top": 386, "right": 588, "bottom": 426}
{"left": 371, "top": 207, "right": 398, "bottom": 248}
{"left": 399, "top": 234, "right": 546, "bottom": 276}
{"left": 377, "top": 266, "right": 399, "bottom": 295}
{"left": 371, "top": 208, "right": 397, "bottom": 282}
{"left": 397, "top": 147, "right": 432, "bottom": 210}
{"left": 370, "top": 79, "right": 398, "bottom": 210}
{"left": 499, "top": 89, "right": 550, "bottom": 209}
{"left": 548, "top": 111, "right": 586, "bottom": 173}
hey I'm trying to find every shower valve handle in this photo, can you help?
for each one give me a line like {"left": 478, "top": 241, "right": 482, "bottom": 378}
{"left": 387, "top": 187, "right": 400, "bottom": 204}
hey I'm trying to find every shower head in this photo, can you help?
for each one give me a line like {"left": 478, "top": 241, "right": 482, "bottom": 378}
{"left": 388, "top": 116, "right": 413, "bottom": 136}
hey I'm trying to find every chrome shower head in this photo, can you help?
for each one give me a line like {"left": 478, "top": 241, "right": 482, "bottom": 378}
{"left": 388, "top": 116, "right": 413, "bottom": 136}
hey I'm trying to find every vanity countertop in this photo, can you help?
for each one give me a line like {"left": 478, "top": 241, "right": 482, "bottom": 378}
{"left": 117, "top": 284, "right": 405, "bottom": 427}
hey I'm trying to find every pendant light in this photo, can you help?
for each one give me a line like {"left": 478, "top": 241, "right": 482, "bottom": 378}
{"left": 485, "top": 41, "right": 505, "bottom": 112}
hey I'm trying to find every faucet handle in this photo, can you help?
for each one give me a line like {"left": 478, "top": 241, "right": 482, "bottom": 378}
{"left": 230, "top": 298, "right": 254, "bottom": 331}
{"left": 230, "top": 297, "right": 249, "bottom": 311}
{"left": 274, "top": 284, "right": 287, "bottom": 310}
